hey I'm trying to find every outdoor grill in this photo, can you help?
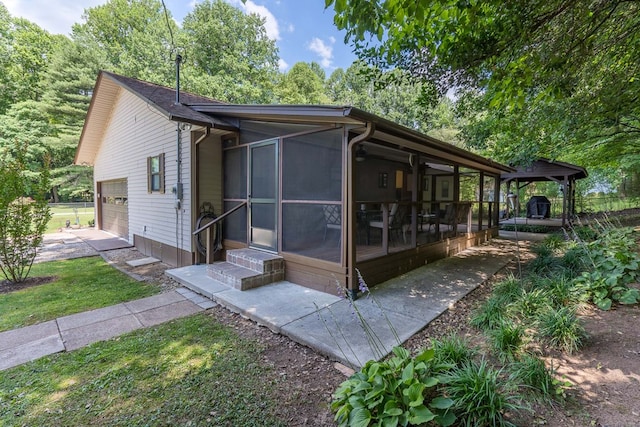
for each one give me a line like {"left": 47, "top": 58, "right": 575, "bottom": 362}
{"left": 526, "top": 195, "right": 551, "bottom": 219}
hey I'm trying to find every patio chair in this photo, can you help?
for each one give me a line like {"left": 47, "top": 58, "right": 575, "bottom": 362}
{"left": 440, "top": 202, "right": 471, "bottom": 232}
{"left": 368, "top": 203, "right": 407, "bottom": 244}
{"left": 322, "top": 204, "right": 341, "bottom": 244}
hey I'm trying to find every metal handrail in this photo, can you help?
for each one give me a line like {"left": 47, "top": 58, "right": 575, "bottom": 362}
{"left": 192, "top": 201, "right": 247, "bottom": 235}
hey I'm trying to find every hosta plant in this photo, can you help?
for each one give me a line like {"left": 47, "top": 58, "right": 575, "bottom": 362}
{"left": 573, "top": 227, "right": 640, "bottom": 310}
{"left": 332, "top": 346, "right": 456, "bottom": 427}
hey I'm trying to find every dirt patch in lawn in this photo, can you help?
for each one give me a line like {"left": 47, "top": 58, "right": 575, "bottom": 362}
{"left": 0, "top": 276, "right": 57, "bottom": 294}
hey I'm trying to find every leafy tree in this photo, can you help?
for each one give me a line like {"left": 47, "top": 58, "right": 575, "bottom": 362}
{"left": 308, "top": 61, "right": 326, "bottom": 82}
{"left": 180, "top": 0, "right": 279, "bottom": 103}
{"left": 0, "top": 3, "right": 13, "bottom": 115}
{"left": 0, "top": 9, "right": 57, "bottom": 115}
{"left": 0, "top": 143, "right": 51, "bottom": 284}
{"left": 75, "top": 0, "right": 177, "bottom": 85}
{"left": 41, "top": 36, "right": 100, "bottom": 201}
{"left": 276, "top": 62, "right": 329, "bottom": 104}
{"left": 327, "top": 0, "right": 640, "bottom": 176}
{"left": 327, "top": 61, "right": 446, "bottom": 137}
{"left": 0, "top": 101, "right": 55, "bottom": 173}
{"left": 5, "top": 18, "right": 56, "bottom": 103}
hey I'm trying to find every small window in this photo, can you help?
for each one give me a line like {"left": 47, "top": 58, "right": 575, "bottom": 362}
{"left": 147, "top": 153, "right": 165, "bottom": 193}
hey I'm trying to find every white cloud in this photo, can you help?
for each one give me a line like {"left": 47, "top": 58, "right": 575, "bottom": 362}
{"left": 287, "top": 23, "right": 294, "bottom": 33}
{"left": 4, "top": 0, "right": 104, "bottom": 35}
{"left": 308, "top": 37, "right": 334, "bottom": 68}
{"left": 278, "top": 58, "right": 289, "bottom": 72}
{"left": 233, "top": 0, "right": 280, "bottom": 40}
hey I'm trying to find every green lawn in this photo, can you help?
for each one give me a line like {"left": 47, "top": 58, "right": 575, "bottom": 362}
{"left": 46, "top": 204, "right": 95, "bottom": 233}
{"left": 0, "top": 314, "right": 286, "bottom": 426}
{"left": 0, "top": 257, "right": 159, "bottom": 332}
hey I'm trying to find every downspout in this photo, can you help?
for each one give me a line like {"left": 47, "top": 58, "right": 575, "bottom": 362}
{"left": 174, "top": 54, "right": 184, "bottom": 266}
{"left": 346, "top": 122, "right": 375, "bottom": 299}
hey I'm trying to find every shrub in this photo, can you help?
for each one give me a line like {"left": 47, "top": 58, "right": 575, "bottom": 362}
{"left": 332, "top": 346, "right": 456, "bottom": 427}
{"left": 442, "top": 359, "right": 525, "bottom": 427}
{"left": 0, "top": 145, "right": 51, "bottom": 284}
{"left": 537, "top": 307, "right": 587, "bottom": 354}
{"left": 501, "top": 224, "right": 551, "bottom": 233}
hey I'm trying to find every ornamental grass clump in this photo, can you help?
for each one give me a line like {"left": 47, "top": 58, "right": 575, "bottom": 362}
{"left": 509, "top": 288, "right": 552, "bottom": 320}
{"left": 537, "top": 306, "right": 587, "bottom": 354}
{"left": 492, "top": 274, "right": 524, "bottom": 301}
{"left": 508, "top": 354, "right": 569, "bottom": 403}
{"left": 430, "top": 334, "right": 477, "bottom": 369}
{"left": 489, "top": 322, "right": 526, "bottom": 362}
{"left": 441, "top": 358, "right": 526, "bottom": 427}
{"left": 470, "top": 295, "right": 509, "bottom": 331}
{"left": 528, "top": 243, "right": 561, "bottom": 276}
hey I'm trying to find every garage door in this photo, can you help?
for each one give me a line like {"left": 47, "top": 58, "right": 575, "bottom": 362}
{"left": 99, "top": 179, "right": 128, "bottom": 238}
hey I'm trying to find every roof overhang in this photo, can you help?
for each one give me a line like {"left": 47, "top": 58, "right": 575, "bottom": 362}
{"left": 501, "top": 158, "right": 588, "bottom": 183}
{"left": 190, "top": 104, "right": 514, "bottom": 175}
{"left": 75, "top": 71, "right": 237, "bottom": 166}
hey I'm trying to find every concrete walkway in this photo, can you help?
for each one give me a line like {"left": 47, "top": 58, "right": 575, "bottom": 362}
{"left": 0, "top": 289, "right": 214, "bottom": 371}
{"left": 3, "top": 232, "right": 516, "bottom": 372}
{"left": 167, "top": 240, "right": 516, "bottom": 368}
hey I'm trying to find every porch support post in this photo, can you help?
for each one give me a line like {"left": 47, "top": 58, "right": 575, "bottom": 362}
{"left": 206, "top": 227, "right": 215, "bottom": 264}
{"left": 410, "top": 154, "right": 419, "bottom": 247}
{"left": 493, "top": 175, "right": 501, "bottom": 227}
{"left": 478, "top": 171, "right": 485, "bottom": 230}
{"left": 562, "top": 175, "right": 569, "bottom": 227}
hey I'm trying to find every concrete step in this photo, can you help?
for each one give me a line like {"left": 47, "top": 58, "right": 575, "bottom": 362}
{"left": 226, "top": 249, "right": 284, "bottom": 274}
{"left": 206, "top": 249, "right": 285, "bottom": 291}
{"left": 207, "top": 261, "right": 284, "bottom": 291}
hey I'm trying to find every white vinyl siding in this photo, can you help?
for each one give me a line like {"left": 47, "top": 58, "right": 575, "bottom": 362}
{"left": 93, "top": 89, "right": 192, "bottom": 251}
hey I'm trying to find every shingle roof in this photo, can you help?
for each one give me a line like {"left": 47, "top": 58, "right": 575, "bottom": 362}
{"left": 101, "top": 71, "right": 235, "bottom": 129}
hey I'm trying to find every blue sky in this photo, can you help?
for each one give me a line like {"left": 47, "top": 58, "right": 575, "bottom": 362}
{"left": 3, "top": 0, "right": 358, "bottom": 72}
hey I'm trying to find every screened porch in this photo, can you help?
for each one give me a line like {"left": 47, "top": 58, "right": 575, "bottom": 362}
{"left": 216, "top": 119, "right": 502, "bottom": 291}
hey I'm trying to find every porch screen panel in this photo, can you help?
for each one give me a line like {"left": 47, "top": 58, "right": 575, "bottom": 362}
{"left": 223, "top": 201, "right": 247, "bottom": 242}
{"left": 460, "top": 168, "right": 480, "bottom": 233}
{"left": 282, "top": 128, "right": 342, "bottom": 201}
{"left": 223, "top": 147, "right": 247, "bottom": 242}
{"left": 281, "top": 128, "right": 343, "bottom": 264}
{"left": 224, "top": 147, "right": 247, "bottom": 198}
{"left": 483, "top": 175, "right": 497, "bottom": 229}
{"left": 282, "top": 203, "right": 341, "bottom": 264}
